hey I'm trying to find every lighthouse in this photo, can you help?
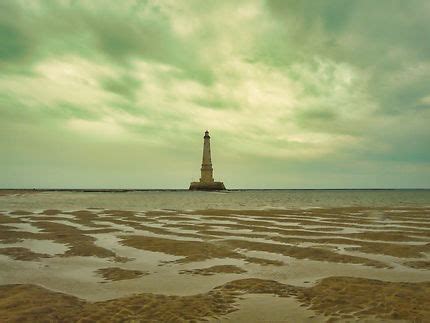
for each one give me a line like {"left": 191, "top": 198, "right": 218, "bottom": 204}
{"left": 189, "top": 130, "right": 226, "bottom": 191}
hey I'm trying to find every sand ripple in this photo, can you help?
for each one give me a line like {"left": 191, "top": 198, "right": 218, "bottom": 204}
{"left": 0, "top": 206, "right": 429, "bottom": 321}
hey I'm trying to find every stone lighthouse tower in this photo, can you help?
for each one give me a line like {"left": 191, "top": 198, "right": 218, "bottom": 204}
{"left": 189, "top": 130, "right": 226, "bottom": 191}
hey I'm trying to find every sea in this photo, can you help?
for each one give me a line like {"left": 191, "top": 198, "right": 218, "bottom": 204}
{"left": 1, "top": 189, "right": 429, "bottom": 211}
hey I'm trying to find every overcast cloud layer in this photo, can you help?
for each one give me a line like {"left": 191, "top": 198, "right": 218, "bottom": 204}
{"left": 1, "top": 0, "right": 429, "bottom": 188}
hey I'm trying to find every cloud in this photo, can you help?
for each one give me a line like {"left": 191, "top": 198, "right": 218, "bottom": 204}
{"left": 264, "top": 0, "right": 430, "bottom": 116}
{"left": 101, "top": 74, "right": 142, "bottom": 102}
{"left": 0, "top": 0, "right": 429, "bottom": 188}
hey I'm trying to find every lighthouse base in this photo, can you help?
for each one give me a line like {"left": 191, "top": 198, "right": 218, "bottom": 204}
{"left": 189, "top": 181, "right": 226, "bottom": 191}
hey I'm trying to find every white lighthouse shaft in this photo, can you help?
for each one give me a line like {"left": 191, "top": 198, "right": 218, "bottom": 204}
{"left": 200, "top": 130, "right": 214, "bottom": 183}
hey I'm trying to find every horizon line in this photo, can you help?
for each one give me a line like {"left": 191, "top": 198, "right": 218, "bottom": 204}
{"left": 1, "top": 188, "right": 429, "bottom": 191}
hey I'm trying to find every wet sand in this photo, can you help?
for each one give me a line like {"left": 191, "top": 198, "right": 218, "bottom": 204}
{"left": 0, "top": 206, "right": 429, "bottom": 321}
{"left": 96, "top": 267, "right": 149, "bottom": 281}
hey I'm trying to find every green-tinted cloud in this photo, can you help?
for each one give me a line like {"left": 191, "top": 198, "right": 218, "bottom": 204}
{"left": 101, "top": 75, "right": 142, "bottom": 102}
{"left": 0, "top": 0, "right": 429, "bottom": 188}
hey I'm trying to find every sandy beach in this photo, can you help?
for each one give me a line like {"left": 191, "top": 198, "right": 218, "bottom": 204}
{"left": 0, "top": 191, "right": 429, "bottom": 322}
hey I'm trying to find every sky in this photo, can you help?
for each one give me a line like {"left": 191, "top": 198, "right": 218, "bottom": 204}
{"left": 1, "top": 0, "right": 429, "bottom": 189}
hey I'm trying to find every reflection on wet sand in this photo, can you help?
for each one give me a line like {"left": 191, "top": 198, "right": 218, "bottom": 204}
{"left": 0, "top": 206, "right": 429, "bottom": 321}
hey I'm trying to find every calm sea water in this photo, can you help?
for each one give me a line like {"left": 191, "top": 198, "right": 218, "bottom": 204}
{"left": 1, "top": 190, "right": 429, "bottom": 211}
